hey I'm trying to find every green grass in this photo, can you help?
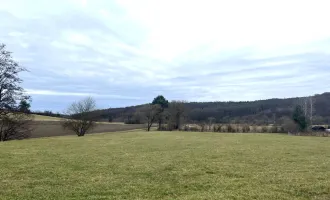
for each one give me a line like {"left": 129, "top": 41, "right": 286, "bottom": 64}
{"left": 1, "top": 132, "right": 330, "bottom": 200}
{"left": 32, "top": 114, "right": 125, "bottom": 125}
{"left": 32, "top": 114, "right": 62, "bottom": 121}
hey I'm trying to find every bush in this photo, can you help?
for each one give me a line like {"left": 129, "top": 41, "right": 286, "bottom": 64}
{"left": 183, "top": 125, "right": 189, "bottom": 131}
{"left": 251, "top": 126, "right": 257, "bottom": 133}
{"left": 283, "top": 118, "right": 299, "bottom": 133}
{"left": 200, "top": 123, "right": 206, "bottom": 132}
{"left": 227, "top": 124, "right": 235, "bottom": 133}
{"left": 159, "top": 125, "right": 169, "bottom": 131}
{"left": 218, "top": 124, "right": 223, "bottom": 132}
{"left": 261, "top": 126, "right": 268, "bottom": 133}
{"left": 190, "top": 126, "right": 200, "bottom": 132}
{"left": 279, "top": 126, "right": 286, "bottom": 133}
{"left": 270, "top": 126, "right": 278, "bottom": 133}
{"left": 213, "top": 125, "right": 217, "bottom": 132}
{"left": 242, "top": 125, "right": 250, "bottom": 133}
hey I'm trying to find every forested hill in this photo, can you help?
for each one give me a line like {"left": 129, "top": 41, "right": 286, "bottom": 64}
{"left": 94, "top": 92, "right": 330, "bottom": 125}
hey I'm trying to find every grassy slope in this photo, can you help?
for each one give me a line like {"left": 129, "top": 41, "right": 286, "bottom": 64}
{"left": 32, "top": 114, "right": 125, "bottom": 124}
{"left": 32, "top": 114, "right": 62, "bottom": 121}
{"left": 30, "top": 115, "right": 142, "bottom": 138}
{"left": 0, "top": 132, "right": 330, "bottom": 200}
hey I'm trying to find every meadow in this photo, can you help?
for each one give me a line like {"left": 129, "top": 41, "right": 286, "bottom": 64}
{"left": 1, "top": 131, "right": 330, "bottom": 200}
{"left": 29, "top": 115, "right": 145, "bottom": 138}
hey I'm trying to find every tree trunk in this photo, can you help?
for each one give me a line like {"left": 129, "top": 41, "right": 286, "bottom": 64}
{"left": 147, "top": 122, "right": 151, "bottom": 131}
{"left": 158, "top": 119, "right": 161, "bottom": 130}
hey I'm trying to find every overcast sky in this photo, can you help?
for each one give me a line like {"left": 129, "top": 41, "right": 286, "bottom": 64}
{"left": 1, "top": 0, "right": 330, "bottom": 112}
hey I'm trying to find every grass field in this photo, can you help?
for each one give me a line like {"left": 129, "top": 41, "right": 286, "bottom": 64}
{"left": 1, "top": 131, "right": 330, "bottom": 200}
{"left": 29, "top": 121, "right": 144, "bottom": 138}
{"left": 32, "top": 114, "right": 125, "bottom": 124}
{"left": 29, "top": 115, "right": 144, "bottom": 138}
{"left": 32, "top": 114, "right": 62, "bottom": 121}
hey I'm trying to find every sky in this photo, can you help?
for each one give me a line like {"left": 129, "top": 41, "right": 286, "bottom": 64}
{"left": 1, "top": 0, "right": 330, "bottom": 112}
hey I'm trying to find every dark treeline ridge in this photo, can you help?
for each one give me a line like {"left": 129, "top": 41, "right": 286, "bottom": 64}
{"left": 91, "top": 92, "right": 330, "bottom": 125}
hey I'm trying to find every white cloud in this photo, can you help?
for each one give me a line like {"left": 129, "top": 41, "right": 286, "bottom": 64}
{"left": 1, "top": 0, "right": 330, "bottom": 111}
{"left": 26, "top": 89, "right": 141, "bottom": 100}
{"left": 62, "top": 31, "right": 93, "bottom": 46}
{"left": 8, "top": 31, "right": 25, "bottom": 37}
{"left": 117, "top": 0, "right": 330, "bottom": 60}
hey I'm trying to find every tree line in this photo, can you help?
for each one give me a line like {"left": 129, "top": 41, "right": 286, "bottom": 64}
{"left": 92, "top": 93, "right": 330, "bottom": 126}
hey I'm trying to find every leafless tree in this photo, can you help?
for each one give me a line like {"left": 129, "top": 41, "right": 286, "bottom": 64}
{"left": 282, "top": 117, "right": 299, "bottom": 134}
{"left": 207, "top": 117, "right": 216, "bottom": 131}
{"left": 62, "top": 97, "right": 97, "bottom": 136}
{"left": 168, "top": 100, "right": 186, "bottom": 130}
{"left": 309, "top": 96, "right": 315, "bottom": 125}
{"left": 0, "top": 43, "right": 33, "bottom": 141}
{"left": 139, "top": 104, "right": 162, "bottom": 131}
{"left": 297, "top": 96, "right": 316, "bottom": 126}
{"left": 0, "top": 112, "right": 33, "bottom": 141}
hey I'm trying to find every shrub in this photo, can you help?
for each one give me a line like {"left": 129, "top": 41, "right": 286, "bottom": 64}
{"left": 251, "top": 126, "right": 257, "bottom": 133}
{"left": 283, "top": 118, "right": 299, "bottom": 134}
{"left": 270, "top": 126, "right": 278, "bottom": 133}
{"left": 261, "top": 126, "right": 268, "bottom": 133}
{"left": 217, "top": 124, "right": 223, "bottom": 132}
{"left": 200, "top": 123, "right": 206, "bottom": 132}
{"left": 279, "top": 126, "right": 286, "bottom": 133}
{"left": 191, "top": 127, "right": 200, "bottom": 132}
{"left": 242, "top": 125, "right": 250, "bottom": 133}
{"left": 235, "top": 126, "right": 240, "bottom": 133}
{"left": 227, "top": 124, "right": 235, "bottom": 133}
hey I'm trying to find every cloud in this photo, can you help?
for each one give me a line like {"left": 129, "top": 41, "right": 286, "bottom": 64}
{"left": 0, "top": 0, "right": 330, "bottom": 111}
{"left": 26, "top": 89, "right": 141, "bottom": 100}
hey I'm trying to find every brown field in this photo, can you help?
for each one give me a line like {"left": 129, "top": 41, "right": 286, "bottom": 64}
{"left": 30, "top": 121, "right": 145, "bottom": 138}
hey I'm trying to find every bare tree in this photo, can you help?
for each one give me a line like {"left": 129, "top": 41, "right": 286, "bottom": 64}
{"left": 207, "top": 117, "right": 216, "bottom": 131}
{"left": 0, "top": 43, "right": 33, "bottom": 141}
{"left": 62, "top": 97, "right": 97, "bottom": 136}
{"left": 309, "top": 96, "right": 315, "bottom": 125}
{"left": 296, "top": 96, "right": 316, "bottom": 127}
{"left": 282, "top": 116, "right": 299, "bottom": 134}
{"left": 139, "top": 104, "right": 162, "bottom": 131}
{"left": 0, "top": 112, "right": 33, "bottom": 141}
{"left": 168, "top": 100, "right": 186, "bottom": 130}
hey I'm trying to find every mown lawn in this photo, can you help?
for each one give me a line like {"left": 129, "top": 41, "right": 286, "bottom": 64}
{"left": 0, "top": 131, "right": 330, "bottom": 200}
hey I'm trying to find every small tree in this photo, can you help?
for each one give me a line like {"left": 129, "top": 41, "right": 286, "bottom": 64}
{"left": 261, "top": 126, "right": 268, "bottom": 133}
{"left": 168, "top": 101, "right": 186, "bottom": 130}
{"left": 0, "top": 112, "right": 33, "bottom": 141}
{"left": 140, "top": 104, "right": 162, "bottom": 131}
{"left": 282, "top": 117, "right": 299, "bottom": 134}
{"left": 19, "top": 99, "right": 31, "bottom": 113}
{"left": 62, "top": 97, "right": 97, "bottom": 137}
{"left": 152, "top": 95, "right": 169, "bottom": 130}
{"left": 207, "top": 117, "right": 216, "bottom": 131}
{"left": 292, "top": 105, "right": 308, "bottom": 131}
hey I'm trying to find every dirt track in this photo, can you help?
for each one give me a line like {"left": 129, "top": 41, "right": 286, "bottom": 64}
{"left": 30, "top": 121, "right": 145, "bottom": 138}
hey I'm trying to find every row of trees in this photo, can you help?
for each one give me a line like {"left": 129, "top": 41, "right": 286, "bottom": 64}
{"left": 61, "top": 95, "right": 318, "bottom": 136}
{"left": 95, "top": 93, "right": 330, "bottom": 125}
{"left": 136, "top": 96, "right": 186, "bottom": 131}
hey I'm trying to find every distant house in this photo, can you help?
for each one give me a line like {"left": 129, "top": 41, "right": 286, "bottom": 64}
{"left": 311, "top": 126, "right": 326, "bottom": 132}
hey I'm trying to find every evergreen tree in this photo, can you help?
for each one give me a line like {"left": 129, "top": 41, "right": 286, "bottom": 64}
{"left": 292, "top": 105, "right": 308, "bottom": 131}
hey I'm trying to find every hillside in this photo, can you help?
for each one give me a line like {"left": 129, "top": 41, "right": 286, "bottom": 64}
{"left": 93, "top": 92, "right": 330, "bottom": 125}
